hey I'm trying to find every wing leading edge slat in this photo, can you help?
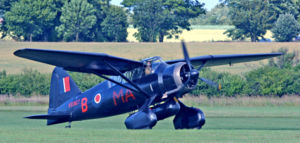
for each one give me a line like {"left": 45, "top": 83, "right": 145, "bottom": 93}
{"left": 166, "top": 53, "right": 282, "bottom": 68}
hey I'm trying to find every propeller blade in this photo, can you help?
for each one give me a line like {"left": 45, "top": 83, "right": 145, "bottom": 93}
{"left": 181, "top": 40, "right": 192, "bottom": 71}
{"left": 199, "top": 77, "right": 221, "bottom": 90}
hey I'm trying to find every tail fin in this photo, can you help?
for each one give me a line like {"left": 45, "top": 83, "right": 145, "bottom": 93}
{"left": 49, "top": 67, "right": 81, "bottom": 111}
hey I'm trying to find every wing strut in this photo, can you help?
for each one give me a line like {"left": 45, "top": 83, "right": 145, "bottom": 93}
{"left": 104, "top": 61, "right": 150, "bottom": 98}
{"left": 94, "top": 73, "right": 141, "bottom": 94}
{"left": 96, "top": 61, "right": 150, "bottom": 98}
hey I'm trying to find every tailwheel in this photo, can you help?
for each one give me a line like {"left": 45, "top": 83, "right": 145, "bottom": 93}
{"left": 65, "top": 121, "right": 71, "bottom": 128}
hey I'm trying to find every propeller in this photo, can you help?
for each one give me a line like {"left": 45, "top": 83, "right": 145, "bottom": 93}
{"left": 181, "top": 41, "right": 192, "bottom": 71}
{"left": 181, "top": 40, "right": 199, "bottom": 88}
{"left": 199, "top": 77, "right": 221, "bottom": 90}
{"left": 180, "top": 40, "right": 220, "bottom": 90}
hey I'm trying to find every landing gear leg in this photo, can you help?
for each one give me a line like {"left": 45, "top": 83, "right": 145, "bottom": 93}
{"left": 65, "top": 121, "right": 71, "bottom": 128}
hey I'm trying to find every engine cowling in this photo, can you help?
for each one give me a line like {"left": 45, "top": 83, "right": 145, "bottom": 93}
{"left": 173, "top": 102, "right": 205, "bottom": 129}
{"left": 151, "top": 98, "right": 180, "bottom": 121}
{"left": 124, "top": 108, "right": 157, "bottom": 129}
{"left": 161, "top": 62, "right": 198, "bottom": 95}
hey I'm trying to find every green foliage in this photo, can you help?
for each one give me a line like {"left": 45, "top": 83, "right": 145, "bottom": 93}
{"left": 0, "top": 0, "right": 18, "bottom": 12}
{"left": 225, "top": 0, "right": 273, "bottom": 42}
{"left": 271, "top": 13, "right": 300, "bottom": 42}
{"left": 0, "top": 70, "right": 6, "bottom": 79}
{"left": 0, "top": 69, "right": 50, "bottom": 96}
{"left": 0, "top": 0, "right": 18, "bottom": 38}
{"left": 0, "top": 69, "right": 103, "bottom": 96}
{"left": 3, "top": 0, "right": 57, "bottom": 41}
{"left": 269, "top": 0, "right": 299, "bottom": 24}
{"left": 192, "top": 68, "right": 247, "bottom": 97}
{"left": 56, "top": 0, "right": 97, "bottom": 41}
{"left": 123, "top": 0, "right": 205, "bottom": 42}
{"left": 69, "top": 72, "right": 103, "bottom": 92}
{"left": 101, "top": 6, "right": 128, "bottom": 42}
{"left": 1, "top": 0, "right": 128, "bottom": 42}
{"left": 131, "top": 0, "right": 166, "bottom": 42}
{"left": 245, "top": 66, "right": 300, "bottom": 96}
{"left": 86, "top": 0, "right": 108, "bottom": 42}
{"left": 224, "top": 0, "right": 299, "bottom": 42}
{"left": 190, "top": 4, "right": 231, "bottom": 25}
{"left": 268, "top": 48, "right": 299, "bottom": 69}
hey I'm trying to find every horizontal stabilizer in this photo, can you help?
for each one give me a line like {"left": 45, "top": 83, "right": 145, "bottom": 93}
{"left": 25, "top": 114, "right": 70, "bottom": 120}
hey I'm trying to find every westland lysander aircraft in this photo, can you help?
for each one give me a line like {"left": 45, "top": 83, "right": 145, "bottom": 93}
{"left": 14, "top": 41, "right": 281, "bottom": 129}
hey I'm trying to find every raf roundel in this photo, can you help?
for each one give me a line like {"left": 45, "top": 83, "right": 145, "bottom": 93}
{"left": 94, "top": 93, "right": 101, "bottom": 104}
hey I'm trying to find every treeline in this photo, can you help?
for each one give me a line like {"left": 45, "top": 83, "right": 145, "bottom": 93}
{"left": 0, "top": 49, "right": 299, "bottom": 97}
{"left": 1, "top": 0, "right": 299, "bottom": 42}
{"left": 0, "top": 0, "right": 128, "bottom": 42}
{"left": 0, "top": 0, "right": 205, "bottom": 42}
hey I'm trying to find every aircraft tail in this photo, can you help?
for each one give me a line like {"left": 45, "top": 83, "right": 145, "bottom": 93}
{"left": 25, "top": 67, "right": 81, "bottom": 125}
{"left": 48, "top": 67, "right": 81, "bottom": 112}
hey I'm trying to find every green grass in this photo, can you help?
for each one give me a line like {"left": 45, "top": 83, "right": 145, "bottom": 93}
{"left": 0, "top": 106, "right": 300, "bottom": 143}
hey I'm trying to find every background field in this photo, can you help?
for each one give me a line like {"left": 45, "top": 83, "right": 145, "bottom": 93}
{"left": 0, "top": 106, "right": 300, "bottom": 143}
{"left": 1, "top": 41, "right": 300, "bottom": 74}
{"left": 127, "top": 26, "right": 273, "bottom": 42}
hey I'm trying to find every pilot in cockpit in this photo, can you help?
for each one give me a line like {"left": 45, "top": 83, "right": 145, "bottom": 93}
{"left": 144, "top": 61, "right": 152, "bottom": 75}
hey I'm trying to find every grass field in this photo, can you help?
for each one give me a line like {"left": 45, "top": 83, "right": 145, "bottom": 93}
{"left": 1, "top": 41, "right": 300, "bottom": 74}
{"left": 0, "top": 106, "right": 300, "bottom": 143}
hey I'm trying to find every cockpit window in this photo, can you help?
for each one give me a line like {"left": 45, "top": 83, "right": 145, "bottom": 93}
{"left": 107, "top": 56, "right": 164, "bottom": 86}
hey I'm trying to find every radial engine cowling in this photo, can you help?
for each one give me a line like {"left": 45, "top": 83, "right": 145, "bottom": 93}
{"left": 173, "top": 102, "right": 205, "bottom": 129}
{"left": 161, "top": 62, "right": 198, "bottom": 95}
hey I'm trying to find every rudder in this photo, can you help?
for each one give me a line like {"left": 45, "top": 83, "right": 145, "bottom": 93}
{"left": 49, "top": 67, "right": 81, "bottom": 112}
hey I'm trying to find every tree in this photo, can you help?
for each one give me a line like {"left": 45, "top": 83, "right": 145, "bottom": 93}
{"left": 131, "top": 0, "right": 166, "bottom": 42}
{"left": 123, "top": 0, "right": 205, "bottom": 42}
{"left": 190, "top": 4, "right": 230, "bottom": 25}
{"left": 101, "top": 6, "right": 128, "bottom": 42}
{"left": 223, "top": 0, "right": 299, "bottom": 42}
{"left": 224, "top": 0, "right": 273, "bottom": 42}
{"left": 85, "top": 0, "right": 109, "bottom": 41}
{"left": 271, "top": 14, "right": 300, "bottom": 42}
{"left": 3, "top": 0, "right": 57, "bottom": 41}
{"left": 269, "top": 0, "right": 299, "bottom": 23}
{"left": 56, "top": 0, "right": 97, "bottom": 41}
{"left": 0, "top": 0, "right": 18, "bottom": 15}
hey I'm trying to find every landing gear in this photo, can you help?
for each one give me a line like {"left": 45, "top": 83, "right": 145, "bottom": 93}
{"left": 65, "top": 121, "right": 71, "bottom": 128}
{"left": 124, "top": 95, "right": 158, "bottom": 129}
{"left": 125, "top": 108, "right": 157, "bottom": 129}
{"left": 173, "top": 101, "right": 205, "bottom": 129}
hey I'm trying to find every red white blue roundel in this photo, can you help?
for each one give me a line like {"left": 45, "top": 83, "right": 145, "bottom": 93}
{"left": 94, "top": 93, "right": 101, "bottom": 104}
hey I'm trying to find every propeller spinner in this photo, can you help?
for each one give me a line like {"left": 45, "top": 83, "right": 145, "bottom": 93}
{"left": 180, "top": 40, "right": 219, "bottom": 90}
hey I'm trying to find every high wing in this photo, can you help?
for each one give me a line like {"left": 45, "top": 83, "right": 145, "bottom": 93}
{"left": 166, "top": 53, "right": 282, "bottom": 68}
{"left": 14, "top": 48, "right": 143, "bottom": 76}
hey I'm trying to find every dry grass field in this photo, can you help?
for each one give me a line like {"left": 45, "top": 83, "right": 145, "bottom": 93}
{"left": 0, "top": 41, "right": 299, "bottom": 74}
{"left": 127, "top": 28, "right": 273, "bottom": 42}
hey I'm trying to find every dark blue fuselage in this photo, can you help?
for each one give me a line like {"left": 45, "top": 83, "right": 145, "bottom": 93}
{"left": 55, "top": 81, "right": 147, "bottom": 122}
